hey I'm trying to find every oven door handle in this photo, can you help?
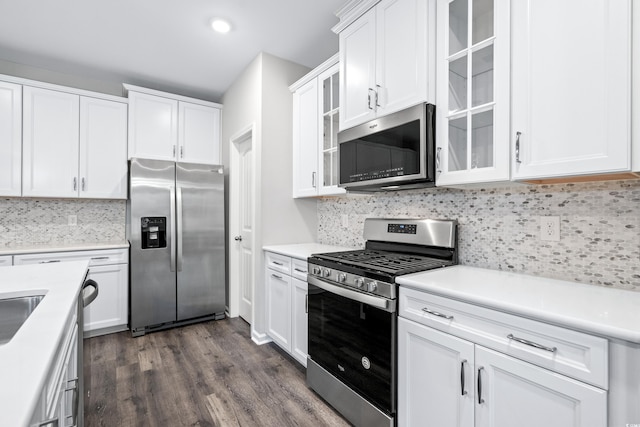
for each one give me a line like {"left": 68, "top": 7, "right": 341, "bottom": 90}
{"left": 308, "top": 276, "right": 396, "bottom": 313}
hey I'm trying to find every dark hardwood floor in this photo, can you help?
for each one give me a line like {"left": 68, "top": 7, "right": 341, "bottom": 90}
{"left": 83, "top": 317, "right": 350, "bottom": 427}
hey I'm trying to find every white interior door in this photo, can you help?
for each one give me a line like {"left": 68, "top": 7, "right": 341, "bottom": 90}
{"left": 230, "top": 127, "right": 254, "bottom": 324}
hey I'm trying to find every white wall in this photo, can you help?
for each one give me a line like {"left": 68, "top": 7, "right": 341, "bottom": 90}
{"left": 260, "top": 53, "right": 318, "bottom": 245}
{"left": 221, "top": 52, "right": 317, "bottom": 341}
{"left": 0, "top": 58, "right": 123, "bottom": 96}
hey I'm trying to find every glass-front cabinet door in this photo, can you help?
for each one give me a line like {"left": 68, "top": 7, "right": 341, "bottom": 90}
{"left": 435, "top": 0, "right": 510, "bottom": 186}
{"left": 318, "top": 64, "right": 346, "bottom": 196}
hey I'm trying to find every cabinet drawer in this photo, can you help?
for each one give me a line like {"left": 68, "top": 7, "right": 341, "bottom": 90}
{"left": 13, "top": 248, "right": 128, "bottom": 267}
{"left": 399, "top": 287, "right": 608, "bottom": 389}
{"left": 265, "top": 252, "right": 291, "bottom": 275}
{"left": 291, "top": 258, "right": 308, "bottom": 281}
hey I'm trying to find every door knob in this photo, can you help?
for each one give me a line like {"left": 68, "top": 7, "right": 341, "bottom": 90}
{"left": 234, "top": 235, "right": 242, "bottom": 241}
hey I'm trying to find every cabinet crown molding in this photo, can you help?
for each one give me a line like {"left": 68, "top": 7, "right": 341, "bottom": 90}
{"left": 0, "top": 73, "right": 127, "bottom": 103}
{"left": 332, "top": 0, "right": 380, "bottom": 34}
{"left": 289, "top": 53, "right": 339, "bottom": 92}
{"left": 122, "top": 84, "right": 223, "bottom": 109}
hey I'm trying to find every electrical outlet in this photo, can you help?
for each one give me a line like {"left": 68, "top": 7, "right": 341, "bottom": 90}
{"left": 342, "top": 214, "right": 349, "bottom": 228}
{"left": 540, "top": 216, "right": 560, "bottom": 241}
{"left": 68, "top": 215, "right": 77, "bottom": 226}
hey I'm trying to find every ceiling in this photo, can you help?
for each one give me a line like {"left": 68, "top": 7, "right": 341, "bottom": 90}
{"left": 0, "top": 0, "right": 347, "bottom": 102}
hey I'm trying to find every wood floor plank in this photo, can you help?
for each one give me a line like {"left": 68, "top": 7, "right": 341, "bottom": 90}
{"left": 84, "top": 317, "right": 350, "bottom": 427}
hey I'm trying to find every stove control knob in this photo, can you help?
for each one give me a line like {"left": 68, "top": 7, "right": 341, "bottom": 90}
{"left": 312, "top": 267, "right": 321, "bottom": 276}
{"left": 354, "top": 278, "right": 365, "bottom": 289}
{"left": 337, "top": 273, "right": 347, "bottom": 283}
{"left": 323, "top": 268, "right": 331, "bottom": 278}
{"left": 367, "top": 281, "right": 378, "bottom": 293}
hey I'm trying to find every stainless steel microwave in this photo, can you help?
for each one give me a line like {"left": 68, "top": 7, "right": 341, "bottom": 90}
{"left": 338, "top": 103, "right": 435, "bottom": 192}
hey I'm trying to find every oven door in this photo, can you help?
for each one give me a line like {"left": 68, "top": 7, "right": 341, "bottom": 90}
{"left": 307, "top": 275, "right": 396, "bottom": 415}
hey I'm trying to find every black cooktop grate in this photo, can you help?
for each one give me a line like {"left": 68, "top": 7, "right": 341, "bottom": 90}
{"left": 313, "top": 249, "right": 451, "bottom": 275}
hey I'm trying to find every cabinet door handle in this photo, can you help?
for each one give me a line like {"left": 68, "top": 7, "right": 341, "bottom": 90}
{"left": 305, "top": 294, "right": 308, "bottom": 314}
{"left": 460, "top": 359, "right": 467, "bottom": 396}
{"left": 367, "top": 88, "right": 375, "bottom": 110}
{"left": 173, "top": 145, "right": 177, "bottom": 158}
{"left": 507, "top": 334, "right": 557, "bottom": 353}
{"left": 294, "top": 268, "right": 307, "bottom": 273}
{"left": 180, "top": 146, "right": 184, "bottom": 158}
{"left": 73, "top": 177, "right": 77, "bottom": 191}
{"left": 312, "top": 171, "right": 316, "bottom": 188}
{"left": 421, "top": 307, "right": 454, "bottom": 320}
{"left": 272, "top": 261, "right": 284, "bottom": 266}
{"left": 515, "top": 131, "right": 522, "bottom": 164}
{"left": 271, "top": 273, "right": 283, "bottom": 280}
{"left": 39, "top": 260, "right": 61, "bottom": 264}
{"left": 91, "top": 256, "right": 110, "bottom": 261}
{"left": 375, "top": 84, "right": 381, "bottom": 108}
{"left": 477, "top": 367, "right": 485, "bottom": 404}
{"left": 81, "top": 177, "right": 86, "bottom": 191}
{"left": 436, "top": 147, "right": 442, "bottom": 173}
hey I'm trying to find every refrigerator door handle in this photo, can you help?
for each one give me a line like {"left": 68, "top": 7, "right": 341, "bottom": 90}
{"left": 169, "top": 186, "right": 176, "bottom": 272}
{"left": 176, "top": 187, "right": 183, "bottom": 272}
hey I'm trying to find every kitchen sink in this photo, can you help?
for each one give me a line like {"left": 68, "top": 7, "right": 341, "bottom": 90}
{"left": 0, "top": 295, "right": 45, "bottom": 345}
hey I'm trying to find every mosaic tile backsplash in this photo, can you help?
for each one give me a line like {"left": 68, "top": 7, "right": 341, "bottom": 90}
{"left": 318, "top": 180, "right": 640, "bottom": 291}
{"left": 0, "top": 198, "right": 126, "bottom": 248}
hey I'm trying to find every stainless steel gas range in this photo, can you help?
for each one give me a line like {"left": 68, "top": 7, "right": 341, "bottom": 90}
{"left": 306, "top": 218, "right": 458, "bottom": 427}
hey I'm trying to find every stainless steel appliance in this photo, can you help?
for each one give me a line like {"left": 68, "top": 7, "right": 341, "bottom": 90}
{"left": 338, "top": 103, "right": 436, "bottom": 192}
{"left": 307, "top": 218, "right": 458, "bottom": 427}
{"left": 128, "top": 158, "right": 225, "bottom": 336}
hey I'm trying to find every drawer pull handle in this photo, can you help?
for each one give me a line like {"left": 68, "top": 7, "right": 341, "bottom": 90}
{"left": 39, "top": 260, "right": 61, "bottom": 264}
{"left": 460, "top": 359, "right": 467, "bottom": 396}
{"left": 507, "top": 334, "right": 557, "bottom": 353}
{"left": 294, "top": 268, "right": 307, "bottom": 273}
{"left": 91, "top": 256, "right": 110, "bottom": 260}
{"left": 421, "top": 307, "right": 454, "bottom": 320}
{"left": 272, "top": 261, "right": 284, "bottom": 266}
{"left": 271, "top": 274, "right": 283, "bottom": 280}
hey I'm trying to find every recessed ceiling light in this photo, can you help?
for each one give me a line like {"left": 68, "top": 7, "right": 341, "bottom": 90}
{"left": 211, "top": 18, "right": 231, "bottom": 34}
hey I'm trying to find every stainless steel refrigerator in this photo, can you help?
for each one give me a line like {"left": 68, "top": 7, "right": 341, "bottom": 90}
{"left": 128, "top": 158, "right": 225, "bottom": 336}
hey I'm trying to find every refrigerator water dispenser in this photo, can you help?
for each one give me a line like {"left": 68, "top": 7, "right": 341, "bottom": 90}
{"left": 141, "top": 217, "right": 166, "bottom": 249}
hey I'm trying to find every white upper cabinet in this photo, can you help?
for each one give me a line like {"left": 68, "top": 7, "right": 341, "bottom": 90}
{"left": 291, "top": 55, "right": 346, "bottom": 198}
{"left": 127, "top": 91, "right": 178, "bottom": 161}
{"left": 435, "top": 0, "right": 511, "bottom": 186}
{"left": 125, "top": 84, "right": 222, "bottom": 165}
{"left": 337, "top": 0, "right": 433, "bottom": 130}
{"left": 178, "top": 101, "right": 221, "bottom": 164}
{"left": 511, "top": 0, "right": 632, "bottom": 181}
{"left": 79, "top": 97, "right": 128, "bottom": 199}
{"left": 292, "top": 78, "right": 319, "bottom": 197}
{"left": 23, "top": 86, "right": 80, "bottom": 198}
{"left": 0, "top": 81, "right": 22, "bottom": 197}
{"left": 22, "top": 86, "right": 128, "bottom": 199}
{"left": 317, "top": 65, "right": 344, "bottom": 195}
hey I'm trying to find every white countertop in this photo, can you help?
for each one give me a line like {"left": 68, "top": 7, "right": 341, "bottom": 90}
{"left": 0, "top": 261, "right": 89, "bottom": 426}
{"left": 397, "top": 265, "right": 640, "bottom": 344}
{"left": 262, "top": 243, "right": 357, "bottom": 260}
{"left": 0, "top": 241, "right": 130, "bottom": 256}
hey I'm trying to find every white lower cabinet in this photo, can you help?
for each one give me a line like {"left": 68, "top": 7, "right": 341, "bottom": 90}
{"left": 264, "top": 251, "right": 309, "bottom": 366}
{"left": 475, "top": 346, "right": 606, "bottom": 427}
{"left": 398, "top": 287, "right": 608, "bottom": 427}
{"left": 30, "top": 305, "right": 79, "bottom": 427}
{"left": 13, "top": 247, "right": 129, "bottom": 336}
